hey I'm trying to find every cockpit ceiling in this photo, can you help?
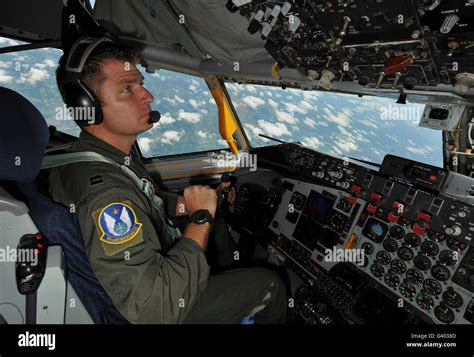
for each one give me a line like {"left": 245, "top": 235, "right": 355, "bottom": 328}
{"left": 92, "top": 0, "right": 474, "bottom": 103}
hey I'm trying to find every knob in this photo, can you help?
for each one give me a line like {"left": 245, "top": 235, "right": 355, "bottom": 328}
{"left": 330, "top": 171, "right": 343, "bottom": 179}
{"left": 445, "top": 225, "right": 462, "bottom": 236}
{"left": 440, "top": 14, "right": 459, "bottom": 34}
{"left": 339, "top": 16, "right": 351, "bottom": 37}
{"left": 312, "top": 171, "right": 325, "bottom": 178}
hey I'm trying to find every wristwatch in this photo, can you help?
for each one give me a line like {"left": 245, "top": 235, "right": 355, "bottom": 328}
{"left": 190, "top": 209, "right": 214, "bottom": 225}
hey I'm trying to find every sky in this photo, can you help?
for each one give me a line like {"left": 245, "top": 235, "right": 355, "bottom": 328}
{"left": 0, "top": 36, "right": 443, "bottom": 166}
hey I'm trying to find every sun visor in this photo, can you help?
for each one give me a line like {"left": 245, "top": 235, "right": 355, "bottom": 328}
{"left": 93, "top": 0, "right": 271, "bottom": 64}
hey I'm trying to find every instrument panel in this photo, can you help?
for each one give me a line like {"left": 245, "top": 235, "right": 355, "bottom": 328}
{"left": 256, "top": 143, "right": 474, "bottom": 324}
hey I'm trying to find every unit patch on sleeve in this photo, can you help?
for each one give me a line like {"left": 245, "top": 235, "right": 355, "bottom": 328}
{"left": 92, "top": 201, "right": 144, "bottom": 256}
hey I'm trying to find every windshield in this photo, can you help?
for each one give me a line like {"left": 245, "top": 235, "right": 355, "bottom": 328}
{"left": 226, "top": 83, "right": 443, "bottom": 167}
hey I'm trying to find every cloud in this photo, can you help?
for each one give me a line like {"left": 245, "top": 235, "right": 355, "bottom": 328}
{"left": 163, "top": 95, "right": 185, "bottom": 105}
{"left": 302, "top": 137, "right": 323, "bottom": 149}
{"left": 258, "top": 119, "right": 291, "bottom": 137}
{"left": 43, "top": 58, "right": 57, "bottom": 68}
{"left": 161, "top": 130, "right": 182, "bottom": 144}
{"left": 303, "top": 118, "right": 317, "bottom": 128}
{"left": 0, "top": 61, "right": 12, "bottom": 69}
{"left": 178, "top": 110, "right": 201, "bottom": 123}
{"left": 0, "top": 37, "right": 19, "bottom": 46}
{"left": 158, "top": 112, "right": 176, "bottom": 125}
{"left": 138, "top": 137, "right": 153, "bottom": 155}
{"left": 268, "top": 99, "right": 278, "bottom": 108}
{"left": 242, "top": 95, "right": 265, "bottom": 108}
{"left": 0, "top": 69, "right": 13, "bottom": 83}
{"left": 189, "top": 99, "right": 206, "bottom": 109}
{"left": 189, "top": 84, "right": 198, "bottom": 93}
{"left": 197, "top": 130, "right": 209, "bottom": 139}
{"left": 284, "top": 102, "right": 307, "bottom": 114}
{"left": 17, "top": 66, "right": 49, "bottom": 85}
{"left": 246, "top": 86, "right": 257, "bottom": 93}
{"left": 323, "top": 108, "right": 352, "bottom": 127}
{"left": 275, "top": 110, "right": 298, "bottom": 125}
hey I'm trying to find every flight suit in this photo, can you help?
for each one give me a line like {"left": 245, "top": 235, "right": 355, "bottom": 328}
{"left": 49, "top": 130, "right": 287, "bottom": 324}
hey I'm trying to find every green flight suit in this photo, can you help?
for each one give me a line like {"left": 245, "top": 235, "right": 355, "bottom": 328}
{"left": 49, "top": 130, "right": 287, "bottom": 324}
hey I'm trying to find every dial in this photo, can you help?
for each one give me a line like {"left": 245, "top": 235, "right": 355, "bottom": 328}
{"left": 442, "top": 288, "right": 464, "bottom": 309}
{"left": 406, "top": 268, "right": 424, "bottom": 284}
{"left": 416, "top": 292, "right": 434, "bottom": 310}
{"left": 290, "top": 192, "right": 306, "bottom": 210}
{"left": 423, "top": 278, "right": 442, "bottom": 296}
{"left": 361, "top": 242, "right": 374, "bottom": 255}
{"left": 370, "top": 263, "right": 385, "bottom": 278}
{"left": 446, "top": 238, "right": 467, "bottom": 252}
{"left": 404, "top": 233, "right": 421, "bottom": 248}
{"left": 434, "top": 304, "right": 455, "bottom": 324}
{"left": 399, "top": 282, "right": 416, "bottom": 299}
{"left": 382, "top": 238, "right": 398, "bottom": 253}
{"left": 390, "top": 259, "right": 407, "bottom": 275}
{"left": 389, "top": 225, "right": 405, "bottom": 239}
{"left": 397, "top": 215, "right": 410, "bottom": 227}
{"left": 431, "top": 265, "right": 451, "bottom": 281}
{"left": 420, "top": 241, "right": 439, "bottom": 257}
{"left": 439, "top": 250, "right": 459, "bottom": 267}
{"left": 414, "top": 255, "right": 432, "bottom": 271}
{"left": 384, "top": 271, "right": 400, "bottom": 288}
{"left": 427, "top": 229, "right": 446, "bottom": 243}
{"left": 398, "top": 246, "right": 414, "bottom": 261}
{"left": 376, "top": 251, "right": 391, "bottom": 265}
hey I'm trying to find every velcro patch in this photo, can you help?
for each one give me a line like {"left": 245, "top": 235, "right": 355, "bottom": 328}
{"left": 92, "top": 201, "right": 144, "bottom": 256}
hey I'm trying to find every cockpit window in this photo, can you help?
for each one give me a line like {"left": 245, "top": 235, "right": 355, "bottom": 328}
{"left": 136, "top": 70, "right": 228, "bottom": 157}
{"left": 226, "top": 82, "right": 443, "bottom": 167}
{"left": 0, "top": 37, "right": 75, "bottom": 135}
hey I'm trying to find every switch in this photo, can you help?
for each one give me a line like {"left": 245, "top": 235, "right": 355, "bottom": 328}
{"left": 367, "top": 193, "right": 381, "bottom": 213}
{"left": 440, "top": 14, "right": 459, "bottom": 34}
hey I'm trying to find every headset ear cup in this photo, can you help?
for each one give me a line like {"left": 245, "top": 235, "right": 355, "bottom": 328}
{"left": 61, "top": 80, "right": 103, "bottom": 126}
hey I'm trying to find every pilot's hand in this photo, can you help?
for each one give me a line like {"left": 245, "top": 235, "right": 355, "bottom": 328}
{"left": 183, "top": 185, "right": 217, "bottom": 217}
{"left": 217, "top": 182, "right": 236, "bottom": 205}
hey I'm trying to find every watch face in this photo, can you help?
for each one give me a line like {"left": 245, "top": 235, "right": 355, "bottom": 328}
{"left": 192, "top": 209, "right": 211, "bottom": 224}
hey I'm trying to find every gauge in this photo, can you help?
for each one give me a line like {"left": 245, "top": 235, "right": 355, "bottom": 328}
{"left": 427, "top": 229, "right": 446, "bottom": 243}
{"left": 434, "top": 304, "right": 455, "bottom": 324}
{"left": 404, "top": 233, "right": 422, "bottom": 248}
{"left": 389, "top": 225, "right": 405, "bottom": 239}
{"left": 390, "top": 259, "right": 407, "bottom": 275}
{"left": 336, "top": 198, "right": 351, "bottom": 212}
{"left": 361, "top": 242, "right": 374, "bottom": 255}
{"left": 446, "top": 238, "right": 467, "bottom": 252}
{"left": 399, "top": 282, "right": 416, "bottom": 299}
{"left": 382, "top": 238, "right": 398, "bottom": 253}
{"left": 442, "top": 288, "right": 464, "bottom": 309}
{"left": 384, "top": 272, "right": 400, "bottom": 288}
{"left": 439, "top": 250, "right": 459, "bottom": 267}
{"left": 370, "top": 263, "right": 385, "bottom": 278}
{"left": 416, "top": 292, "right": 434, "bottom": 310}
{"left": 414, "top": 255, "right": 432, "bottom": 271}
{"left": 423, "top": 278, "right": 442, "bottom": 296}
{"left": 397, "top": 215, "right": 410, "bottom": 227}
{"left": 420, "top": 241, "right": 439, "bottom": 257}
{"left": 376, "top": 251, "right": 391, "bottom": 265}
{"left": 406, "top": 268, "right": 424, "bottom": 284}
{"left": 290, "top": 192, "right": 306, "bottom": 211}
{"left": 398, "top": 246, "right": 414, "bottom": 261}
{"left": 431, "top": 265, "right": 451, "bottom": 281}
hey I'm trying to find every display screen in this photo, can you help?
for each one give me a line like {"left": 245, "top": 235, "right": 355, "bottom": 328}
{"left": 302, "top": 190, "right": 335, "bottom": 223}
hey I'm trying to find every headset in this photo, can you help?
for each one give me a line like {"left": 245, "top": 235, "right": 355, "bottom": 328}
{"left": 57, "top": 36, "right": 161, "bottom": 127}
{"left": 57, "top": 36, "right": 113, "bottom": 126}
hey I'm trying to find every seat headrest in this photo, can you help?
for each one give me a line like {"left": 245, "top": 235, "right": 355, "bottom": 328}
{"left": 0, "top": 87, "right": 49, "bottom": 183}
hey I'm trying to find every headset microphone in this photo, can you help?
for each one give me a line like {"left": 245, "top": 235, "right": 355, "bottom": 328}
{"left": 148, "top": 110, "right": 161, "bottom": 124}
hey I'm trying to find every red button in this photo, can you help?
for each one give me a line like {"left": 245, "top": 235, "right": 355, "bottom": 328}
{"left": 429, "top": 175, "right": 437, "bottom": 182}
{"left": 37, "top": 243, "right": 43, "bottom": 249}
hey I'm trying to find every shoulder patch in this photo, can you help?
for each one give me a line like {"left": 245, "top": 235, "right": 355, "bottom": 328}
{"left": 92, "top": 201, "right": 144, "bottom": 256}
{"left": 98, "top": 202, "right": 142, "bottom": 244}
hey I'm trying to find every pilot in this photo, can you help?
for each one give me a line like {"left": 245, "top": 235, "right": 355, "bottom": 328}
{"left": 49, "top": 40, "right": 288, "bottom": 324}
